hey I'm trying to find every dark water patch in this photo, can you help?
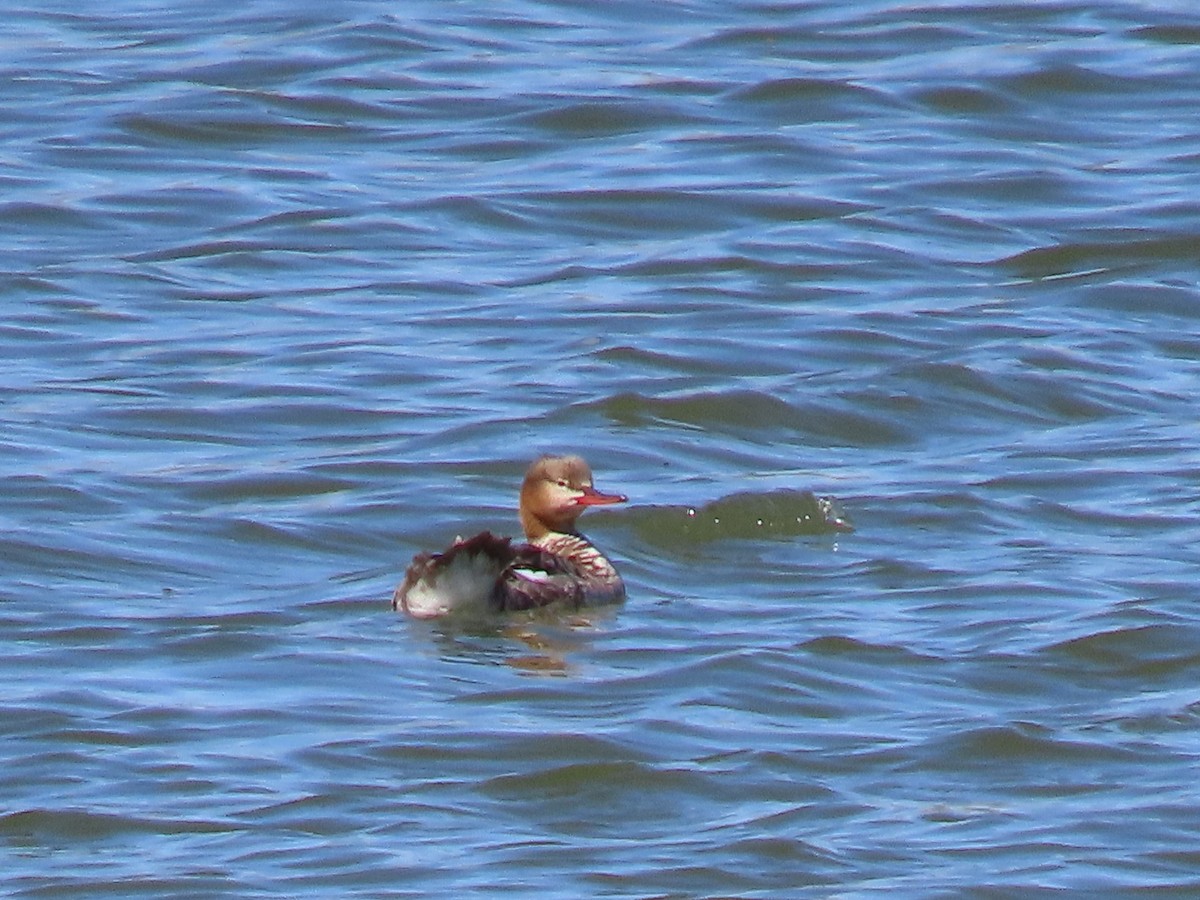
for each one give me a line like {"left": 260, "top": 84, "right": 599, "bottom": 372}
{"left": 155, "top": 624, "right": 282, "bottom": 663}
{"left": 518, "top": 190, "right": 871, "bottom": 236}
{"left": 481, "top": 758, "right": 732, "bottom": 844}
{"left": 378, "top": 729, "right": 643, "bottom": 778}
{"left": 0, "top": 200, "right": 99, "bottom": 231}
{"left": 995, "top": 427, "right": 1195, "bottom": 472}
{"left": 1030, "top": 497, "right": 1192, "bottom": 534}
{"left": 226, "top": 88, "right": 399, "bottom": 126}
{"left": 596, "top": 343, "right": 796, "bottom": 379}
{"left": 617, "top": 252, "right": 840, "bottom": 281}
{"left": 116, "top": 108, "right": 370, "bottom": 149}
{"left": 310, "top": 21, "right": 440, "bottom": 59}
{"left": 0, "top": 534, "right": 197, "bottom": 585}
{"left": 514, "top": 97, "right": 708, "bottom": 138}
{"left": 1002, "top": 62, "right": 1163, "bottom": 99}
{"left": 996, "top": 235, "right": 1200, "bottom": 282}
{"left": 914, "top": 721, "right": 1150, "bottom": 776}
{"left": 91, "top": 185, "right": 266, "bottom": 230}
{"left": 125, "top": 239, "right": 282, "bottom": 265}
{"left": 408, "top": 193, "right": 542, "bottom": 234}
{"left": 594, "top": 858, "right": 833, "bottom": 898}
{"left": 1041, "top": 624, "right": 1200, "bottom": 681}
{"left": 894, "top": 359, "right": 1135, "bottom": 429}
{"left": 3, "top": 474, "right": 124, "bottom": 517}
{"left": 1079, "top": 282, "right": 1200, "bottom": 321}
{"left": 727, "top": 75, "right": 896, "bottom": 120}
{"left": 437, "top": 135, "right": 555, "bottom": 162}
{"left": 185, "top": 470, "right": 355, "bottom": 505}
{"left": 697, "top": 833, "right": 838, "bottom": 873}
{"left": 798, "top": 633, "right": 938, "bottom": 667}
{"left": 0, "top": 807, "right": 235, "bottom": 842}
{"left": 594, "top": 389, "right": 913, "bottom": 447}
{"left": 33, "top": 725, "right": 151, "bottom": 750}
{"left": 676, "top": 648, "right": 897, "bottom": 724}
{"left": 15, "top": 624, "right": 131, "bottom": 654}
{"left": 497, "top": 189, "right": 775, "bottom": 241}
{"left": 224, "top": 517, "right": 367, "bottom": 557}
{"left": 1019, "top": 345, "right": 1138, "bottom": 379}
{"left": 214, "top": 206, "right": 362, "bottom": 238}
{"left": 898, "top": 363, "right": 1032, "bottom": 419}
{"left": 98, "top": 398, "right": 397, "bottom": 445}
{"left": 236, "top": 793, "right": 357, "bottom": 837}
{"left": 0, "top": 275, "right": 63, "bottom": 296}
{"left": 920, "top": 168, "right": 1089, "bottom": 212}
{"left": 515, "top": 253, "right": 841, "bottom": 288}
{"left": 166, "top": 49, "right": 347, "bottom": 92}
{"left": 630, "top": 490, "right": 851, "bottom": 550}
{"left": 846, "top": 555, "right": 957, "bottom": 592}
{"left": 1094, "top": 698, "right": 1200, "bottom": 739}
{"left": 870, "top": 487, "right": 1004, "bottom": 536}
{"left": 483, "top": 756, "right": 712, "bottom": 801}
{"left": 912, "top": 84, "right": 1014, "bottom": 115}
{"left": 1156, "top": 334, "right": 1200, "bottom": 363}
{"left": 691, "top": 16, "right": 977, "bottom": 63}
{"left": 168, "top": 286, "right": 277, "bottom": 303}
{"left": 1132, "top": 24, "right": 1200, "bottom": 45}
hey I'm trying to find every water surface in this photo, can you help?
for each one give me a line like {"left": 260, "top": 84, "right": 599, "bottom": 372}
{"left": 3, "top": 1, "right": 1200, "bottom": 896}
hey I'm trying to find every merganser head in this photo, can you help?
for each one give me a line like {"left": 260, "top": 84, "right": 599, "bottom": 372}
{"left": 518, "top": 455, "right": 626, "bottom": 540}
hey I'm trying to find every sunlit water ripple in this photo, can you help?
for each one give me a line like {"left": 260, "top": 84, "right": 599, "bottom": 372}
{"left": 3, "top": 1, "right": 1200, "bottom": 896}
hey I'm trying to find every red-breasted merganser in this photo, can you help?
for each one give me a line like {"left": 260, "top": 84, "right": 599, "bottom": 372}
{"left": 394, "top": 455, "right": 627, "bottom": 619}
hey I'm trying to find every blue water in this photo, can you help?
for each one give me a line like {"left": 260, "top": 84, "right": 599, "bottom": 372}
{"left": 4, "top": 1, "right": 1200, "bottom": 896}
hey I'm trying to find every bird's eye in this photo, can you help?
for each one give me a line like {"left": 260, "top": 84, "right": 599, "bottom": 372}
{"left": 556, "top": 479, "right": 569, "bottom": 488}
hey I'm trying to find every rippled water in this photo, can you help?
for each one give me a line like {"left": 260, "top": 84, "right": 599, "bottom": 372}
{"left": 4, "top": 1, "right": 1200, "bottom": 895}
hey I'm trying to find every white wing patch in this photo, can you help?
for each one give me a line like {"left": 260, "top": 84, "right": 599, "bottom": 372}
{"left": 511, "top": 568, "right": 551, "bottom": 583}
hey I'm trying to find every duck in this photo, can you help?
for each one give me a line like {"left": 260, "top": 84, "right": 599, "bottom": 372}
{"left": 394, "top": 455, "right": 627, "bottom": 619}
